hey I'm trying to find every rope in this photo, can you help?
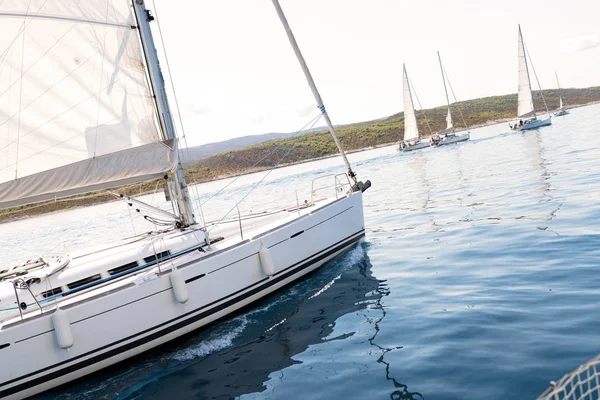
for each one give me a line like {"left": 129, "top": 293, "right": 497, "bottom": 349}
{"left": 408, "top": 77, "right": 434, "bottom": 136}
{"left": 207, "top": 114, "right": 322, "bottom": 233}
{"left": 194, "top": 112, "right": 322, "bottom": 213}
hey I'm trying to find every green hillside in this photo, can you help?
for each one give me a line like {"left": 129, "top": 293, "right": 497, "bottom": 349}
{"left": 189, "top": 87, "right": 600, "bottom": 181}
{"left": 2, "top": 87, "right": 599, "bottom": 223}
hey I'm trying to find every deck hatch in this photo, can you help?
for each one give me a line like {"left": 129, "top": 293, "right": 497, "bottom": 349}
{"left": 144, "top": 251, "right": 171, "bottom": 264}
{"left": 107, "top": 261, "right": 139, "bottom": 276}
{"left": 40, "top": 288, "right": 63, "bottom": 298}
{"left": 66, "top": 274, "right": 102, "bottom": 290}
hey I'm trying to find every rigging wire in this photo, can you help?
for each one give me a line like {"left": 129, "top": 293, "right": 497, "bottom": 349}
{"left": 195, "top": 112, "right": 322, "bottom": 214}
{"left": 408, "top": 77, "right": 434, "bottom": 136}
{"left": 208, "top": 114, "right": 322, "bottom": 233}
{"left": 149, "top": 0, "right": 205, "bottom": 226}
{"left": 524, "top": 42, "right": 550, "bottom": 115}
{"left": 92, "top": 3, "right": 110, "bottom": 158}
{"left": 441, "top": 65, "right": 470, "bottom": 132}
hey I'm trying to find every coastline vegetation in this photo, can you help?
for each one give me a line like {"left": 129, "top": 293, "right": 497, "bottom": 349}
{"left": 2, "top": 87, "right": 600, "bottom": 223}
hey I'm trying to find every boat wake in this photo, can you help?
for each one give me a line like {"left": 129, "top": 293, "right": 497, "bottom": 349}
{"left": 172, "top": 315, "right": 249, "bottom": 362}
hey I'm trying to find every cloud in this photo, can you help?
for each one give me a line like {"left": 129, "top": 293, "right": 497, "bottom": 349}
{"left": 561, "top": 34, "right": 600, "bottom": 52}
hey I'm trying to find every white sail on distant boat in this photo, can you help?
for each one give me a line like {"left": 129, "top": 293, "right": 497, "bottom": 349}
{"left": 0, "top": 1, "right": 371, "bottom": 398}
{"left": 554, "top": 71, "right": 569, "bottom": 117}
{"left": 431, "top": 51, "right": 470, "bottom": 147}
{"left": 399, "top": 64, "right": 430, "bottom": 152}
{"left": 511, "top": 25, "right": 552, "bottom": 131}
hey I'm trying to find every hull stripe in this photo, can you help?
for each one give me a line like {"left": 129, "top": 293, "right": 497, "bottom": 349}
{"left": 0, "top": 230, "right": 364, "bottom": 397}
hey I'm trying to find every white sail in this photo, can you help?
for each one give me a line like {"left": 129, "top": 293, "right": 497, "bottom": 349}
{"left": 402, "top": 64, "right": 419, "bottom": 141}
{"left": 0, "top": 1, "right": 174, "bottom": 209}
{"left": 517, "top": 25, "right": 535, "bottom": 118}
{"left": 559, "top": 96, "right": 563, "bottom": 109}
{"left": 445, "top": 108, "right": 453, "bottom": 130}
{"left": 437, "top": 51, "right": 454, "bottom": 132}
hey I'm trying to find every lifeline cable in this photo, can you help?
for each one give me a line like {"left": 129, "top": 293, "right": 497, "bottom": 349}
{"left": 208, "top": 113, "right": 323, "bottom": 233}
{"left": 194, "top": 112, "right": 323, "bottom": 213}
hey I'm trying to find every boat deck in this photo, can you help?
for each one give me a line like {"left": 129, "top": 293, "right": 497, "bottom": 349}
{"left": 0, "top": 196, "right": 336, "bottom": 327}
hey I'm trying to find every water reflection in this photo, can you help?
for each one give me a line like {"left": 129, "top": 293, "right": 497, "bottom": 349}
{"left": 522, "top": 130, "right": 552, "bottom": 199}
{"left": 367, "top": 281, "right": 424, "bottom": 400}
{"left": 118, "top": 245, "right": 418, "bottom": 399}
{"left": 37, "top": 243, "right": 419, "bottom": 399}
{"left": 521, "top": 130, "right": 562, "bottom": 226}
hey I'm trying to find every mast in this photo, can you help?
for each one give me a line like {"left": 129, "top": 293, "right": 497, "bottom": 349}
{"left": 271, "top": 0, "right": 357, "bottom": 183}
{"left": 437, "top": 51, "right": 454, "bottom": 132}
{"left": 132, "top": 0, "right": 195, "bottom": 227}
{"left": 518, "top": 24, "right": 536, "bottom": 117}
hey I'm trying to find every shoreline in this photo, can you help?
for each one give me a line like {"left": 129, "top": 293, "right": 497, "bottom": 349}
{"left": 1, "top": 100, "right": 598, "bottom": 225}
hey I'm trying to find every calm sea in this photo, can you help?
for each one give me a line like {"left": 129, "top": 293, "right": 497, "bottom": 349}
{"left": 2, "top": 104, "right": 599, "bottom": 400}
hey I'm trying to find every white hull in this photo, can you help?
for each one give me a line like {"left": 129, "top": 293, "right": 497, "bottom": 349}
{"left": 399, "top": 141, "right": 430, "bottom": 152}
{"left": 553, "top": 109, "right": 568, "bottom": 117}
{"left": 0, "top": 193, "right": 365, "bottom": 399}
{"left": 515, "top": 117, "right": 552, "bottom": 131}
{"left": 434, "top": 133, "right": 470, "bottom": 146}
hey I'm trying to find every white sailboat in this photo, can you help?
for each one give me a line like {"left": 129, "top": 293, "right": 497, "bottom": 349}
{"left": 511, "top": 25, "right": 552, "bottom": 131}
{"left": 0, "top": 1, "right": 370, "bottom": 398}
{"left": 431, "top": 51, "right": 470, "bottom": 147}
{"left": 554, "top": 71, "right": 569, "bottom": 117}
{"left": 399, "top": 64, "right": 430, "bottom": 152}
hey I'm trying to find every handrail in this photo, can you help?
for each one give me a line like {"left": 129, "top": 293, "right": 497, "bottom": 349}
{"left": 311, "top": 173, "right": 352, "bottom": 203}
{"left": 0, "top": 241, "right": 209, "bottom": 322}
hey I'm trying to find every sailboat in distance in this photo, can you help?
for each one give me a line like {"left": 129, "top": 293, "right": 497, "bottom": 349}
{"left": 431, "top": 51, "right": 470, "bottom": 147}
{"left": 0, "top": 1, "right": 370, "bottom": 398}
{"left": 511, "top": 25, "right": 552, "bottom": 131}
{"left": 399, "top": 64, "right": 430, "bottom": 152}
{"left": 554, "top": 71, "right": 569, "bottom": 117}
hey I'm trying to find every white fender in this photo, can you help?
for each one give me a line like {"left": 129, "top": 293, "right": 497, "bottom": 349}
{"left": 259, "top": 245, "right": 275, "bottom": 277}
{"left": 52, "top": 309, "right": 74, "bottom": 350}
{"left": 170, "top": 269, "right": 189, "bottom": 304}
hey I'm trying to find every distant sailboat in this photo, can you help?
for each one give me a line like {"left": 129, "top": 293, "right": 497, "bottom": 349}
{"left": 511, "top": 25, "right": 552, "bottom": 131}
{"left": 399, "top": 64, "right": 430, "bottom": 152}
{"left": 432, "top": 51, "right": 470, "bottom": 147}
{"left": 554, "top": 71, "right": 569, "bottom": 117}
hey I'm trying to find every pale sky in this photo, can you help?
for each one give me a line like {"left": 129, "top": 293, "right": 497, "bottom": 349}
{"left": 151, "top": 0, "right": 600, "bottom": 146}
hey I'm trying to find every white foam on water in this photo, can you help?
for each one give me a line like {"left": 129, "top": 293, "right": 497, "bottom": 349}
{"left": 172, "top": 315, "right": 249, "bottom": 362}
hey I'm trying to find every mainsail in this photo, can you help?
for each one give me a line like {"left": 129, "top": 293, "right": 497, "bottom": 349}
{"left": 517, "top": 25, "right": 535, "bottom": 118}
{"left": 0, "top": 1, "right": 176, "bottom": 210}
{"left": 402, "top": 64, "right": 419, "bottom": 142}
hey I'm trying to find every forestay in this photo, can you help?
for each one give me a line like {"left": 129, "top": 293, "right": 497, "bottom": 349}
{"left": 437, "top": 51, "right": 454, "bottom": 132}
{"left": 402, "top": 64, "right": 419, "bottom": 142}
{"left": 517, "top": 25, "right": 535, "bottom": 118}
{"left": 0, "top": 1, "right": 175, "bottom": 210}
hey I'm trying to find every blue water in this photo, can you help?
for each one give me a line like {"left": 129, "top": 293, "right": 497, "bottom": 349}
{"left": 5, "top": 104, "right": 599, "bottom": 399}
